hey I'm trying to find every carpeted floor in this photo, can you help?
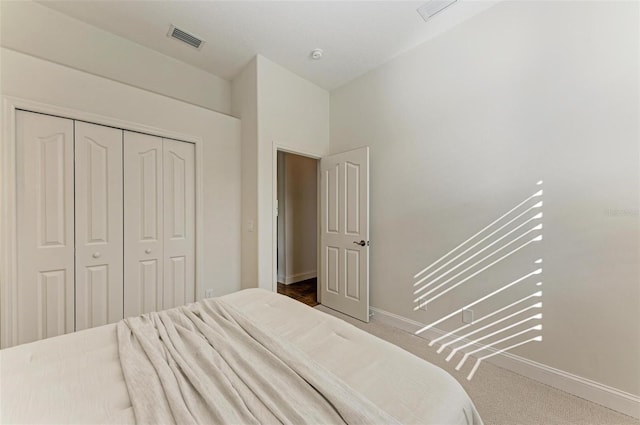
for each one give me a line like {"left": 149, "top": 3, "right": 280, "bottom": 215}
{"left": 315, "top": 305, "right": 639, "bottom": 425}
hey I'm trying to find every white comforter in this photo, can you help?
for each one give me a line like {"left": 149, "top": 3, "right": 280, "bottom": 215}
{"left": 118, "top": 297, "right": 400, "bottom": 424}
{"left": 0, "top": 289, "right": 481, "bottom": 424}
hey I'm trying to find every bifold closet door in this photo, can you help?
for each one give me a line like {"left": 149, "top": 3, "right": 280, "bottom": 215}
{"left": 123, "top": 131, "right": 164, "bottom": 318}
{"left": 74, "top": 122, "right": 123, "bottom": 330}
{"left": 163, "top": 139, "right": 195, "bottom": 309}
{"left": 16, "top": 111, "right": 75, "bottom": 344}
{"left": 123, "top": 133, "right": 195, "bottom": 317}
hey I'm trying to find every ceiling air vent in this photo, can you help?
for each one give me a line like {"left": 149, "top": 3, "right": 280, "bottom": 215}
{"left": 167, "top": 25, "right": 205, "bottom": 50}
{"left": 417, "top": 0, "right": 458, "bottom": 22}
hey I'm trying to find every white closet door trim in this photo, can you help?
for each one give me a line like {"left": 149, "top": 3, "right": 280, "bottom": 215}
{"left": 1, "top": 96, "right": 205, "bottom": 348}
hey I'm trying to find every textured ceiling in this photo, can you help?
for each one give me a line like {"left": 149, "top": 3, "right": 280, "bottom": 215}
{"left": 39, "top": 1, "right": 498, "bottom": 90}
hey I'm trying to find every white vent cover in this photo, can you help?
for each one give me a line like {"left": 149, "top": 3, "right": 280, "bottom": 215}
{"left": 417, "top": 0, "right": 458, "bottom": 21}
{"left": 167, "top": 25, "right": 205, "bottom": 50}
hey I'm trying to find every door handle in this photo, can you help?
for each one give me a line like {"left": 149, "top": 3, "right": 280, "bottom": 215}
{"left": 145, "top": 248, "right": 152, "bottom": 254}
{"left": 92, "top": 252, "right": 101, "bottom": 259}
{"left": 353, "top": 240, "right": 366, "bottom": 247}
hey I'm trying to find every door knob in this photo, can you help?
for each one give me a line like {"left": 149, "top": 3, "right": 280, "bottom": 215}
{"left": 92, "top": 252, "right": 101, "bottom": 259}
{"left": 353, "top": 240, "right": 366, "bottom": 247}
{"left": 145, "top": 248, "right": 152, "bottom": 254}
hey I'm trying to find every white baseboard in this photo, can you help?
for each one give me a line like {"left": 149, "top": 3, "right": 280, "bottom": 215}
{"left": 281, "top": 271, "right": 317, "bottom": 285}
{"left": 370, "top": 306, "right": 640, "bottom": 419}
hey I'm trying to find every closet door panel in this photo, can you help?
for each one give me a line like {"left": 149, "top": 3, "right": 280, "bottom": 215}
{"left": 16, "top": 111, "right": 75, "bottom": 344}
{"left": 75, "top": 122, "right": 123, "bottom": 330}
{"left": 163, "top": 139, "right": 195, "bottom": 309}
{"left": 123, "top": 131, "right": 163, "bottom": 317}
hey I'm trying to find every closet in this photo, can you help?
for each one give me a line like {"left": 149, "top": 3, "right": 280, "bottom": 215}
{"left": 15, "top": 110, "right": 195, "bottom": 345}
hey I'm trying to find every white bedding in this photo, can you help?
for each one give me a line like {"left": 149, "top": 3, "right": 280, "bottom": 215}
{"left": 0, "top": 289, "right": 481, "bottom": 424}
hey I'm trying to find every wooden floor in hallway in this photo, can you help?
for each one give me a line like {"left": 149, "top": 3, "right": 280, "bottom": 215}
{"left": 277, "top": 278, "right": 318, "bottom": 307}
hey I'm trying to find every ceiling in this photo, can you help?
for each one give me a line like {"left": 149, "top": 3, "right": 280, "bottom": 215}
{"left": 38, "top": 1, "right": 498, "bottom": 91}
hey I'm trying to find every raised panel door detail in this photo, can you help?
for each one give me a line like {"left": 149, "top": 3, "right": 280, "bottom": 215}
{"left": 345, "top": 249, "right": 360, "bottom": 301}
{"left": 16, "top": 111, "right": 75, "bottom": 346}
{"left": 86, "top": 138, "right": 108, "bottom": 243}
{"left": 163, "top": 139, "right": 195, "bottom": 310}
{"left": 345, "top": 162, "right": 360, "bottom": 235}
{"left": 124, "top": 131, "right": 163, "bottom": 318}
{"left": 325, "top": 165, "right": 339, "bottom": 234}
{"left": 140, "top": 149, "right": 160, "bottom": 241}
{"left": 37, "top": 270, "right": 67, "bottom": 340}
{"left": 168, "top": 152, "right": 186, "bottom": 239}
{"left": 38, "top": 133, "right": 67, "bottom": 247}
{"left": 165, "top": 256, "right": 186, "bottom": 309}
{"left": 139, "top": 260, "right": 160, "bottom": 314}
{"left": 75, "top": 122, "right": 123, "bottom": 331}
{"left": 85, "top": 265, "right": 109, "bottom": 328}
{"left": 326, "top": 246, "right": 339, "bottom": 294}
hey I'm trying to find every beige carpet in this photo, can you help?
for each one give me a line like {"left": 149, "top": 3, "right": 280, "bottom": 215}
{"left": 315, "top": 305, "right": 639, "bottom": 425}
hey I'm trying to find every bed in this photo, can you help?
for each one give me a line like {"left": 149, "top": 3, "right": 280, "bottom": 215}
{"left": 0, "top": 288, "right": 481, "bottom": 424}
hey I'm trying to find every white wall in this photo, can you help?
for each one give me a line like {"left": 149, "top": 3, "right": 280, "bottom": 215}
{"left": 330, "top": 0, "right": 639, "bottom": 396}
{"left": 0, "top": 0, "right": 231, "bottom": 114}
{"left": 232, "top": 55, "right": 329, "bottom": 290}
{"left": 277, "top": 152, "right": 318, "bottom": 284}
{"left": 256, "top": 56, "right": 329, "bottom": 289}
{"left": 1, "top": 48, "right": 242, "bottom": 300}
{"left": 231, "top": 57, "right": 259, "bottom": 289}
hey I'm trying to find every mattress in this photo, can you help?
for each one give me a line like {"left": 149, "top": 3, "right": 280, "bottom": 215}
{"left": 0, "top": 289, "right": 480, "bottom": 424}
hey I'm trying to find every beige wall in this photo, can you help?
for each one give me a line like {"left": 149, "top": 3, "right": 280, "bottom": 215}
{"left": 0, "top": 0, "right": 231, "bottom": 114}
{"left": 1, "top": 48, "right": 242, "bottom": 300}
{"left": 277, "top": 152, "right": 318, "bottom": 284}
{"left": 330, "top": 1, "right": 639, "bottom": 395}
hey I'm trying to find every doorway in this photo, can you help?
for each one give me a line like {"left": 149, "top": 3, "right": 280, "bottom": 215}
{"left": 276, "top": 151, "right": 319, "bottom": 307}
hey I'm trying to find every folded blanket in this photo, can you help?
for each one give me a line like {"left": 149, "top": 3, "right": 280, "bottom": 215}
{"left": 117, "top": 298, "right": 401, "bottom": 425}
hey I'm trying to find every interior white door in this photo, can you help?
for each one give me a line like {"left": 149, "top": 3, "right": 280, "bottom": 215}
{"left": 162, "top": 138, "right": 195, "bottom": 309}
{"left": 123, "top": 131, "right": 164, "bottom": 318}
{"left": 74, "top": 122, "right": 123, "bottom": 330}
{"left": 16, "top": 111, "right": 75, "bottom": 344}
{"left": 320, "top": 147, "right": 370, "bottom": 322}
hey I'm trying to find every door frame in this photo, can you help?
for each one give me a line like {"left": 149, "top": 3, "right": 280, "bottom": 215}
{"left": 0, "top": 96, "right": 205, "bottom": 347}
{"left": 271, "top": 142, "right": 322, "bottom": 300}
